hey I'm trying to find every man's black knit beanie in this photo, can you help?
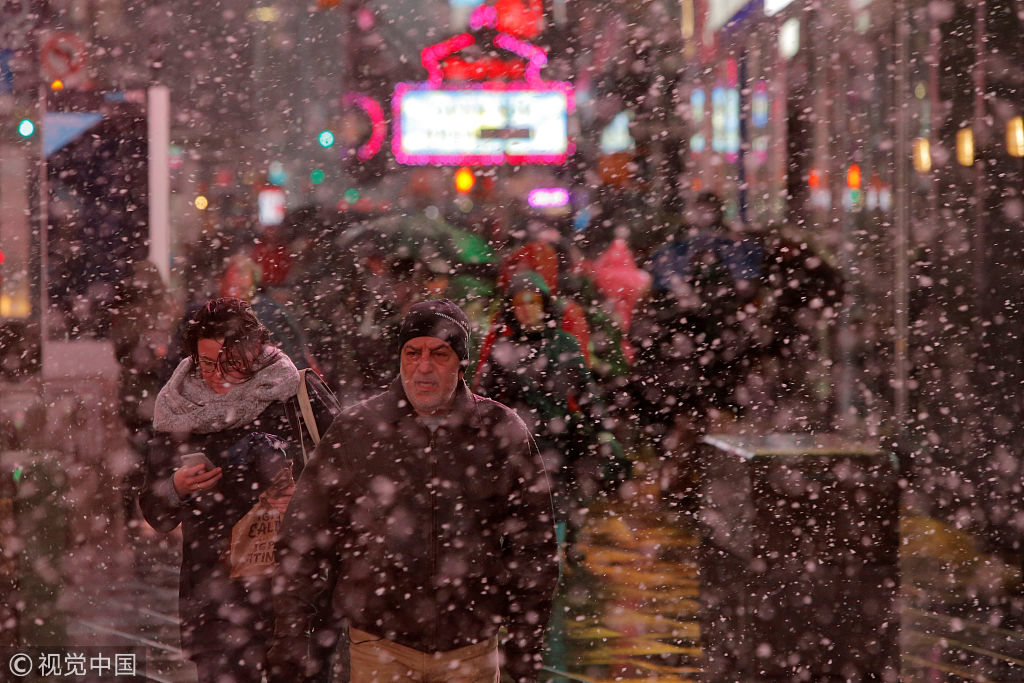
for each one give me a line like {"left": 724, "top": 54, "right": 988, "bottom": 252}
{"left": 397, "top": 298, "right": 471, "bottom": 362}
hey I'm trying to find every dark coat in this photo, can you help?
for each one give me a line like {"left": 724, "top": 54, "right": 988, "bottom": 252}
{"left": 271, "top": 379, "right": 558, "bottom": 682}
{"left": 139, "top": 371, "right": 339, "bottom": 661}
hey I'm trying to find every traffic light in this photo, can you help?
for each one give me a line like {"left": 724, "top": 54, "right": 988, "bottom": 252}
{"left": 845, "top": 163, "right": 861, "bottom": 189}
{"left": 846, "top": 163, "right": 862, "bottom": 208}
{"left": 454, "top": 167, "right": 475, "bottom": 194}
{"left": 16, "top": 118, "right": 35, "bottom": 138}
{"left": 318, "top": 130, "right": 335, "bottom": 148}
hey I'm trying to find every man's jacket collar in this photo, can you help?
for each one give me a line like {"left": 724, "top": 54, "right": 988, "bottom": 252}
{"left": 382, "top": 377, "right": 479, "bottom": 431}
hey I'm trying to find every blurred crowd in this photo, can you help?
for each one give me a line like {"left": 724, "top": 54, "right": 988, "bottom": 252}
{"left": 101, "top": 192, "right": 842, "bottom": 530}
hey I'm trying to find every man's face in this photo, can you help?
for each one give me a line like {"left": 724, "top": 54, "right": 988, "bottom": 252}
{"left": 400, "top": 336, "right": 461, "bottom": 416}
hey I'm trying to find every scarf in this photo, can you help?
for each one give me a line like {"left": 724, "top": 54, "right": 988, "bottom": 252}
{"left": 153, "top": 348, "right": 300, "bottom": 435}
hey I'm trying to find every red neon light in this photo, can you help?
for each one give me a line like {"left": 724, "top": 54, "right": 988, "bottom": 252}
{"left": 470, "top": 0, "right": 542, "bottom": 38}
{"left": 726, "top": 58, "right": 739, "bottom": 88}
{"left": 420, "top": 30, "right": 549, "bottom": 87}
{"left": 443, "top": 56, "right": 525, "bottom": 81}
{"left": 469, "top": 5, "right": 499, "bottom": 30}
{"left": 421, "top": 33, "right": 475, "bottom": 87}
{"left": 493, "top": 32, "right": 547, "bottom": 85}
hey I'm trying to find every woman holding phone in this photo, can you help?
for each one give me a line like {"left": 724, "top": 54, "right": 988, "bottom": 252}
{"left": 140, "top": 297, "right": 339, "bottom": 683}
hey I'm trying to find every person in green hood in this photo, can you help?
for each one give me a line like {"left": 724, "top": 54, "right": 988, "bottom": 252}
{"left": 475, "top": 270, "right": 625, "bottom": 545}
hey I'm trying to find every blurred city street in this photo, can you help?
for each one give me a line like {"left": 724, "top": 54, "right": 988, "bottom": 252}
{"left": 3, "top": 0, "right": 1024, "bottom": 681}
{"left": 4, "top": 363, "right": 1024, "bottom": 682}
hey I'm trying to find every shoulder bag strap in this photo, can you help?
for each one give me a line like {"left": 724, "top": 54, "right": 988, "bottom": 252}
{"left": 284, "top": 398, "right": 311, "bottom": 464}
{"left": 297, "top": 368, "right": 322, "bottom": 446}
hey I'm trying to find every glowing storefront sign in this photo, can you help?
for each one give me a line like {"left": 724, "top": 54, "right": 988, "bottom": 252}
{"left": 712, "top": 87, "right": 740, "bottom": 160}
{"left": 528, "top": 187, "right": 570, "bottom": 208}
{"left": 707, "top": 0, "right": 754, "bottom": 32}
{"left": 393, "top": 27, "right": 573, "bottom": 165}
{"left": 600, "top": 111, "right": 634, "bottom": 154}
{"left": 690, "top": 89, "right": 706, "bottom": 154}
{"left": 258, "top": 187, "right": 286, "bottom": 226}
{"left": 764, "top": 0, "right": 796, "bottom": 15}
{"left": 393, "top": 82, "right": 572, "bottom": 165}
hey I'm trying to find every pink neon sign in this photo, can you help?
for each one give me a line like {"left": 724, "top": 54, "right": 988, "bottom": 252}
{"left": 528, "top": 187, "right": 570, "bottom": 208}
{"left": 398, "top": 29, "right": 574, "bottom": 166}
{"left": 419, "top": 30, "right": 548, "bottom": 87}
{"left": 342, "top": 92, "right": 386, "bottom": 161}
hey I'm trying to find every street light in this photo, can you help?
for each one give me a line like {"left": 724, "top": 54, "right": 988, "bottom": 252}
{"left": 956, "top": 127, "right": 974, "bottom": 167}
{"left": 912, "top": 138, "right": 932, "bottom": 173}
{"left": 1008, "top": 116, "right": 1024, "bottom": 158}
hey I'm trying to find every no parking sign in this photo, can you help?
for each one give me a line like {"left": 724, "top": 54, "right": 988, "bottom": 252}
{"left": 40, "top": 32, "right": 87, "bottom": 84}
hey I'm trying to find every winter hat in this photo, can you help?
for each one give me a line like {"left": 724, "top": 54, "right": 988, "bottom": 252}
{"left": 398, "top": 298, "right": 471, "bottom": 361}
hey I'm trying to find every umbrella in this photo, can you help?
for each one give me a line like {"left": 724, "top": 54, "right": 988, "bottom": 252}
{"left": 336, "top": 214, "right": 494, "bottom": 273}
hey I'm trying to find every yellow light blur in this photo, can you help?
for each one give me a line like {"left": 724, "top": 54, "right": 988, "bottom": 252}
{"left": 194, "top": 195, "right": 209, "bottom": 210}
{"left": 50, "top": 79, "right": 64, "bottom": 90}
{"left": 249, "top": 6, "right": 280, "bottom": 22}
{"left": 846, "top": 163, "right": 861, "bottom": 189}
{"left": 0, "top": 293, "right": 31, "bottom": 318}
{"left": 681, "top": 0, "right": 695, "bottom": 39}
{"left": 914, "top": 83, "right": 926, "bottom": 100}
{"left": 1008, "top": 116, "right": 1024, "bottom": 158}
{"left": 913, "top": 138, "right": 931, "bottom": 173}
{"left": 454, "top": 167, "right": 475, "bottom": 194}
{"left": 956, "top": 128, "right": 974, "bottom": 167}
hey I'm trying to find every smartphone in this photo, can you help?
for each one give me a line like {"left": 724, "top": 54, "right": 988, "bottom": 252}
{"left": 180, "top": 452, "right": 215, "bottom": 471}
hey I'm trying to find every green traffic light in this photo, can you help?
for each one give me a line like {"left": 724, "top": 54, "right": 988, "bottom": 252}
{"left": 17, "top": 119, "right": 35, "bottom": 138}
{"left": 310, "top": 169, "right": 325, "bottom": 185}
{"left": 318, "top": 130, "right": 335, "bottom": 148}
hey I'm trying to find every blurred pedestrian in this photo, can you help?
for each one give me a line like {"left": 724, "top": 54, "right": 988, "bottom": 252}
{"left": 108, "top": 260, "right": 179, "bottom": 533}
{"left": 269, "top": 299, "right": 557, "bottom": 683}
{"left": 140, "top": 297, "right": 339, "bottom": 683}
{"left": 474, "top": 272, "right": 625, "bottom": 544}
{"left": 746, "top": 222, "right": 843, "bottom": 429}
{"left": 219, "top": 254, "right": 321, "bottom": 373}
{"left": 630, "top": 192, "right": 761, "bottom": 503}
{"left": 493, "top": 240, "right": 593, "bottom": 367}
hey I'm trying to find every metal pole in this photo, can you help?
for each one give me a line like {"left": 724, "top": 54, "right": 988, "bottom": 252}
{"left": 37, "top": 80, "right": 48, "bottom": 351}
{"left": 928, "top": 19, "right": 940, "bottom": 227}
{"left": 892, "top": 0, "right": 911, "bottom": 453}
{"left": 147, "top": 85, "right": 171, "bottom": 284}
{"left": 971, "top": 0, "right": 987, "bottom": 318}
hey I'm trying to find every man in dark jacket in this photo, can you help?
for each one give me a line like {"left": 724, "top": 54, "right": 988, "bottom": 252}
{"left": 269, "top": 299, "right": 558, "bottom": 683}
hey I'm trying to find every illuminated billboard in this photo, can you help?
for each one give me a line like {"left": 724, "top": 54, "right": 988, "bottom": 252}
{"left": 392, "top": 81, "right": 574, "bottom": 165}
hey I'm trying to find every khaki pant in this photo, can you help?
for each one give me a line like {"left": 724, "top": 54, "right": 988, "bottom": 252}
{"left": 349, "top": 628, "right": 500, "bottom": 683}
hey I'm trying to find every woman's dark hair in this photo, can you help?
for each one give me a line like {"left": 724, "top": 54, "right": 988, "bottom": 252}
{"left": 182, "top": 297, "right": 271, "bottom": 381}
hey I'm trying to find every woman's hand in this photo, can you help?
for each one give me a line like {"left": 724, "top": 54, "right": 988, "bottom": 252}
{"left": 173, "top": 463, "right": 223, "bottom": 497}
